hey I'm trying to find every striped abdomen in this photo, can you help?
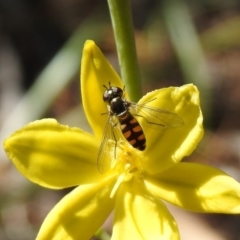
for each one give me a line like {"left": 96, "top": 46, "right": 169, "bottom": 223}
{"left": 119, "top": 112, "right": 146, "bottom": 150}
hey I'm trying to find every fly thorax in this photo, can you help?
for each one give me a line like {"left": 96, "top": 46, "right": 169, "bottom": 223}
{"left": 110, "top": 97, "right": 127, "bottom": 115}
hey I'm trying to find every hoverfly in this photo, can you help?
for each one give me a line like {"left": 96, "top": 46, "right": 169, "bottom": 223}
{"left": 97, "top": 83, "right": 184, "bottom": 173}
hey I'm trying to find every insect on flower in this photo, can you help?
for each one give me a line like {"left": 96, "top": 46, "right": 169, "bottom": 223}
{"left": 97, "top": 83, "right": 184, "bottom": 173}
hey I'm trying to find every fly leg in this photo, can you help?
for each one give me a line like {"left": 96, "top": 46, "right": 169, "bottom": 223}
{"left": 111, "top": 121, "right": 118, "bottom": 159}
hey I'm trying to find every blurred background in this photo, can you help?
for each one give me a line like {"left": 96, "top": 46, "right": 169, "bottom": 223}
{"left": 1, "top": 0, "right": 240, "bottom": 239}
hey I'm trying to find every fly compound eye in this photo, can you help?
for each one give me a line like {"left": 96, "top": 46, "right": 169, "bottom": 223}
{"left": 103, "top": 86, "right": 124, "bottom": 103}
{"left": 111, "top": 87, "right": 118, "bottom": 93}
{"left": 103, "top": 90, "right": 110, "bottom": 102}
{"left": 112, "top": 87, "right": 123, "bottom": 97}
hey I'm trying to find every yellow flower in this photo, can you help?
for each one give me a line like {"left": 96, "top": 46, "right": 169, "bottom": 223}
{"left": 4, "top": 40, "right": 240, "bottom": 240}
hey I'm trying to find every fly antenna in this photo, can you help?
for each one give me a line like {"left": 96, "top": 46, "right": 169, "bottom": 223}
{"left": 103, "top": 82, "right": 111, "bottom": 89}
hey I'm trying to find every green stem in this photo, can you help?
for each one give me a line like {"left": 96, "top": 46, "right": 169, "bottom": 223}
{"left": 107, "top": 0, "right": 142, "bottom": 101}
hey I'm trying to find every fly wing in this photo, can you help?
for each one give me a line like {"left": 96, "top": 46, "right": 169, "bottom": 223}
{"left": 129, "top": 101, "right": 184, "bottom": 128}
{"left": 97, "top": 114, "right": 120, "bottom": 174}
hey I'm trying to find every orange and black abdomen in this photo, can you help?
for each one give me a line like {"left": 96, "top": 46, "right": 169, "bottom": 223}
{"left": 119, "top": 112, "right": 146, "bottom": 150}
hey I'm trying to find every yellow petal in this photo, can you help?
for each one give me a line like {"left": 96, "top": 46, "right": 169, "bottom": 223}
{"left": 112, "top": 180, "right": 179, "bottom": 240}
{"left": 139, "top": 84, "right": 203, "bottom": 173}
{"left": 36, "top": 175, "right": 116, "bottom": 240}
{"left": 81, "top": 40, "right": 123, "bottom": 139}
{"left": 145, "top": 162, "right": 240, "bottom": 213}
{"left": 4, "top": 119, "right": 103, "bottom": 189}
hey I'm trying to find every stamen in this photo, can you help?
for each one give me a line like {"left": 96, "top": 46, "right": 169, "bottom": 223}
{"left": 110, "top": 173, "right": 124, "bottom": 198}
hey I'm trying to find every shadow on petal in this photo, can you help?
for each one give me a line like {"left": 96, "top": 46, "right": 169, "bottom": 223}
{"left": 145, "top": 162, "right": 240, "bottom": 213}
{"left": 112, "top": 180, "right": 180, "bottom": 240}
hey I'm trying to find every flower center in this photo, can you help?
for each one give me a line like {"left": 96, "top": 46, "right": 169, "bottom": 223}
{"left": 110, "top": 140, "right": 144, "bottom": 198}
